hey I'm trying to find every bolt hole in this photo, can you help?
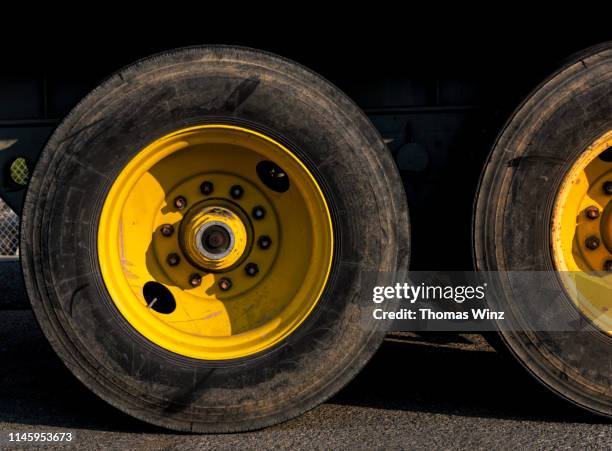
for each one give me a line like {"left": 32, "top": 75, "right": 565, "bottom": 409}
{"left": 256, "top": 160, "right": 290, "bottom": 193}
{"left": 143, "top": 281, "right": 176, "bottom": 314}
{"left": 599, "top": 147, "right": 612, "bottom": 162}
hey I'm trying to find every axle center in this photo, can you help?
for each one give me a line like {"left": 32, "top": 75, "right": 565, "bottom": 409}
{"left": 197, "top": 222, "right": 235, "bottom": 259}
{"left": 179, "top": 201, "right": 251, "bottom": 272}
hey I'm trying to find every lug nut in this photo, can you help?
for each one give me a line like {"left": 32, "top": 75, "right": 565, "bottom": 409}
{"left": 245, "top": 263, "right": 259, "bottom": 276}
{"left": 604, "top": 260, "right": 612, "bottom": 272}
{"left": 252, "top": 206, "right": 266, "bottom": 220}
{"left": 166, "top": 253, "right": 180, "bottom": 266}
{"left": 160, "top": 223, "right": 174, "bottom": 237}
{"left": 230, "top": 185, "right": 244, "bottom": 199}
{"left": 258, "top": 235, "right": 272, "bottom": 249}
{"left": 218, "top": 277, "right": 232, "bottom": 291}
{"left": 585, "top": 206, "right": 600, "bottom": 220}
{"left": 585, "top": 236, "right": 600, "bottom": 250}
{"left": 174, "top": 195, "right": 187, "bottom": 210}
{"left": 200, "top": 181, "right": 214, "bottom": 195}
{"left": 604, "top": 181, "right": 612, "bottom": 196}
{"left": 189, "top": 273, "right": 202, "bottom": 287}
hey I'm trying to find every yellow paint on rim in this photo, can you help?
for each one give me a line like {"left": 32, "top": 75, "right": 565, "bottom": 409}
{"left": 98, "top": 125, "right": 334, "bottom": 359}
{"left": 552, "top": 130, "right": 612, "bottom": 333}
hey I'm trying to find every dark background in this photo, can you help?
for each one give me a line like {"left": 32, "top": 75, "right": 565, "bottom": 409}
{"left": 1, "top": 25, "right": 610, "bottom": 269}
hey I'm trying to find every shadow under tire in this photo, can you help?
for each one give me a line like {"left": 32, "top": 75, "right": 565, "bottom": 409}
{"left": 20, "top": 46, "right": 410, "bottom": 432}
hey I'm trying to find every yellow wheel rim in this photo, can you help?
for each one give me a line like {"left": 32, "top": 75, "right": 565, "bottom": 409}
{"left": 552, "top": 130, "right": 612, "bottom": 333}
{"left": 98, "top": 125, "right": 334, "bottom": 360}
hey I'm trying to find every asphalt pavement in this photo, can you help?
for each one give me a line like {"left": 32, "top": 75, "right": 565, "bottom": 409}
{"left": 0, "top": 303, "right": 610, "bottom": 449}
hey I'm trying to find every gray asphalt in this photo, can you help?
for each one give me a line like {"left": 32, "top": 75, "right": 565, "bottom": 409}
{"left": 0, "top": 307, "right": 610, "bottom": 449}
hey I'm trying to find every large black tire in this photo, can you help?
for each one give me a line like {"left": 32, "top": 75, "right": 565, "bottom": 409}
{"left": 21, "top": 46, "right": 410, "bottom": 432}
{"left": 474, "top": 43, "right": 612, "bottom": 417}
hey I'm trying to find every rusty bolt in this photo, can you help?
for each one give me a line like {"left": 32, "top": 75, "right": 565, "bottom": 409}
{"left": 230, "top": 185, "right": 244, "bottom": 199}
{"left": 585, "top": 236, "right": 600, "bottom": 250}
{"left": 245, "top": 262, "right": 259, "bottom": 276}
{"left": 200, "top": 181, "right": 214, "bottom": 195}
{"left": 189, "top": 273, "right": 202, "bottom": 287}
{"left": 174, "top": 195, "right": 187, "bottom": 210}
{"left": 160, "top": 223, "right": 174, "bottom": 237}
{"left": 258, "top": 235, "right": 272, "bottom": 249}
{"left": 252, "top": 206, "right": 266, "bottom": 220}
{"left": 585, "top": 206, "right": 600, "bottom": 220}
{"left": 604, "top": 181, "right": 612, "bottom": 196}
{"left": 218, "top": 277, "right": 232, "bottom": 291}
{"left": 166, "top": 253, "right": 180, "bottom": 266}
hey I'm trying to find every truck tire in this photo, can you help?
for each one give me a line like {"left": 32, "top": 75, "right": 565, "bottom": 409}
{"left": 474, "top": 42, "right": 612, "bottom": 418}
{"left": 20, "top": 46, "right": 410, "bottom": 432}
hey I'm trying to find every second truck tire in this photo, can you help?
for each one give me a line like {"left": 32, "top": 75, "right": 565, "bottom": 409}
{"left": 474, "top": 43, "right": 612, "bottom": 418}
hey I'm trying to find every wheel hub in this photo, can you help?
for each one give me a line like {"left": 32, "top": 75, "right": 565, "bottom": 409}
{"left": 180, "top": 202, "right": 250, "bottom": 271}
